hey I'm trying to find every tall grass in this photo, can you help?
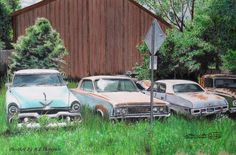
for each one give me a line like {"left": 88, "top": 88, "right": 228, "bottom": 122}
{"left": 0, "top": 85, "right": 235, "bottom": 155}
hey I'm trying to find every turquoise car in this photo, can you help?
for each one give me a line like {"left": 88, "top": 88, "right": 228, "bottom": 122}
{"left": 6, "top": 69, "right": 82, "bottom": 128}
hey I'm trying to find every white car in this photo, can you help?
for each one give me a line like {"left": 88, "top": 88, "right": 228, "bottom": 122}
{"left": 145, "top": 80, "right": 228, "bottom": 116}
{"left": 6, "top": 69, "right": 82, "bottom": 128}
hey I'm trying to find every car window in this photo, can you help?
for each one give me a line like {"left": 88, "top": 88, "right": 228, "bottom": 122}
{"left": 13, "top": 73, "right": 65, "bottom": 87}
{"left": 136, "top": 83, "right": 145, "bottom": 91}
{"left": 215, "top": 78, "right": 236, "bottom": 89}
{"left": 94, "top": 79, "right": 138, "bottom": 92}
{"left": 173, "top": 84, "right": 204, "bottom": 93}
{"left": 81, "top": 80, "right": 94, "bottom": 92}
{"left": 205, "top": 78, "right": 213, "bottom": 87}
{"left": 154, "top": 83, "right": 166, "bottom": 93}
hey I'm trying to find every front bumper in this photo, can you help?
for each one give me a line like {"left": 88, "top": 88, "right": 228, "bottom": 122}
{"left": 109, "top": 113, "right": 171, "bottom": 119}
{"left": 8, "top": 111, "right": 82, "bottom": 128}
{"left": 190, "top": 106, "right": 228, "bottom": 116}
{"left": 229, "top": 107, "right": 236, "bottom": 113}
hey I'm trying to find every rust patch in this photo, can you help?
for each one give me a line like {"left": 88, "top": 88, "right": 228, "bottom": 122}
{"left": 95, "top": 105, "right": 108, "bottom": 116}
{"left": 207, "top": 88, "right": 236, "bottom": 98}
{"left": 191, "top": 94, "right": 208, "bottom": 100}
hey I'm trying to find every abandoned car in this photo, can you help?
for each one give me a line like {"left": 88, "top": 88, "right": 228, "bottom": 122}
{"left": 6, "top": 69, "right": 82, "bottom": 128}
{"left": 144, "top": 80, "right": 228, "bottom": 116}
{"left": 200, "top": 74, "right": 236, "bottom": 113}
{"left": 71, "top": 76, "right": 170, "bottom": 119}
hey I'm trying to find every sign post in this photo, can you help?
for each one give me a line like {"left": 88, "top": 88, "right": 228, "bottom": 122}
{"left": 145, "top": 19, "right": 166, "bottom": 123}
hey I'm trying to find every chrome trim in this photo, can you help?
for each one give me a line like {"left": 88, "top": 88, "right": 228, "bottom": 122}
{"left": 190, "top": 106, "right": 228, "bottom": 116}
{"left": 17, "top": 121, "right": 80, "bottom": 128}
{"left": 229, "top": 107, "right": 236, "bottom": 113}
{"left": 110, "top": 113, "right": 170, "bottom": 119}
{"left": 18, "top": 111, "right": 80, "bottom": 119}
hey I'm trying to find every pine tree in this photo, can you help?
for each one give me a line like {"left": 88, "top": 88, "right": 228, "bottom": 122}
{"left": 9, "top": 18, "right": 68, "bottom": 75}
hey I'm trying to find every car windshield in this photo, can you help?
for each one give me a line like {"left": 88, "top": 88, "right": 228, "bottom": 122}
{"left": 94, "top": 79, "right": 138, "bottom": 92}
{"left": 215, "top": 78, "right": 236, "bottom": 89}
{"left": 173, "top": 83, "right": 204, "bottom": 93}
{"left": 13, "top": 73, "right": 65, "bottom": 87}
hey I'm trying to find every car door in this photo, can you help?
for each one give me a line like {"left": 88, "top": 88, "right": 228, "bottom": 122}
{"left": 79, "top": 80, "right": 112, "bottom": 112}
{"left": 153, "top": 82, "right": 167, "bottom": 101}
{"left": 78, "top": 80, "right": 97, "bottom": 108}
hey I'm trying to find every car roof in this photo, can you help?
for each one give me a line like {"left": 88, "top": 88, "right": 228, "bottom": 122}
{"left": 14, "top": 69, "right": 60, "bottom": 75}
{"left": 82, "top": 75, "right": 132, "bottom": 81}
{"left": 202, "top": 74, "right": 236, "bottom": 78}
{"left": 156, "top": 79, "right": 197, "bottom": 85}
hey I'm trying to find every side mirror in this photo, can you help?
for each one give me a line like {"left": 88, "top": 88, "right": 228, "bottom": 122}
{"left": 5, "top": 83, "right": 11, "bottom": 88}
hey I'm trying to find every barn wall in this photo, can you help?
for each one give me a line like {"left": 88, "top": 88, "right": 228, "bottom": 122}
{"left": 12, "top": 0, "right": 169, "bottom": 78}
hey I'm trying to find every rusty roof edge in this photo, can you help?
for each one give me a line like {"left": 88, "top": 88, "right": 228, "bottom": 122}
{"left": 11, "top": 0, "right": 57, "bottom": 16}
{"left": 128, "top": 0, "right": 172, "bottom": 28}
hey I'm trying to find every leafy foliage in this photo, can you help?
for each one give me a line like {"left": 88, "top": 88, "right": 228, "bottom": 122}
{"left": 0, "top": 40, "right": 4, "bottom": 50}
{"left": 223, "top": 50, "right": 236, "bottom": 73}
{"left": 0, "top": 0, "right": 20, "bottom": 49}
{"left": 3, "top": 0, "right": 20, "bottom": 12}
{"left": 159, "top": 27, "right": 218, "bottom": 78}
{"left": 0, "top": 1, "right": 11, "bottom": 49}
{"left": 138, "top": 0, "right": 195, "bottom": 31}
{"left": 135, "top": 0, "right": 236, "bottom": 80}
{"left": 134, "top": 43, "right": 150, "bottom": 80}
{"left": 9, "top": 18, "right": 68, "bottom": 75}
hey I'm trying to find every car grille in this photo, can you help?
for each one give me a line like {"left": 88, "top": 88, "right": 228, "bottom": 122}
{"left": 21, "top": 109, "right": 68, "bottom": 115}
{"left": 128, "top": 106, "right": 151, "bottom": 114}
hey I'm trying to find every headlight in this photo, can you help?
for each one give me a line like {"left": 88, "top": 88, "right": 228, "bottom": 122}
{"left": 115, "top": 107, "right": 128, "bottom": 115}
{"left": 153, "top": 106, "right": 167, "bottom": 113}
{"left": 153, "top": 107, "right": 158, "bottom": 113}
{"left": 159, "top": 107, "right": 164, "bottom": 112}
{"left": 233, "top": 100, "right": 236, "bottom": 106}
{"left": 8, "top": 104, "right": 19, "bottom": 115}
{"left": 70, "top": 101, "right": 81, "bottom": 113}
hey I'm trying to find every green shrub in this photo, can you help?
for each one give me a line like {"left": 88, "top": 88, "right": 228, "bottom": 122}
{"left": 0, "top": 40, "right": 4, "bottom": 50}
{"left": 0, "top": 1, "right": 11, "bottom": 49}
{"left": 223, "top": 50, "right": 236, "bottom": 73}
{"left": 9, "top": 18, "right": 68, "bottom": 75}
{"left": 134, "top": 43, "right": 150, "bottom": 80}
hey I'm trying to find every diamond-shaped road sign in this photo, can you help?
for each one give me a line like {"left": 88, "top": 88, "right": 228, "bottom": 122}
{"left": 145, "top": 19, "right": 166, "bottom": 55}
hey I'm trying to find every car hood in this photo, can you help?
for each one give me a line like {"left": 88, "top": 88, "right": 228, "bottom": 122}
{"left": 97, "top": 92, "right": 167, "bottom": 107}
{"left": 206, "top": 88, "right": 236, "bottom": 98}
{"left": 10, "top": 86, "right": 69, "bottom": 109}
{"left": 177, "top": 92, "right": 227, "bottom": 108}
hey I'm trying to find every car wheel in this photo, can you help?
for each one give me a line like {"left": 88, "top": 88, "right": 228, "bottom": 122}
{"left": 95, "top": 105, "right": 109, "bottom": 119}
{"left": 170, "top": 109, "right": 177, "bottom": 115}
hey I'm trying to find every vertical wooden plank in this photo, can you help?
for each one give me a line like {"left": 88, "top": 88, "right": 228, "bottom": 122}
{"left": 68, "top": 0, "right": 73, "bottom": 77}
{"left": 83, "top": 0, "right": 90, "bottom": 76}
{"left": 77, "top": 0, "right": 82, "bottom": 76}
{"left": 73, "top": 0, "right": 78, "bottom": 77}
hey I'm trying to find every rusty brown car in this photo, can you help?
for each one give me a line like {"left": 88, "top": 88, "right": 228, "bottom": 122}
{"left": 200, "top": 74, "right": 236, "bottom": 113}
{"left": 71, "top": 76, "right": 170, "bottom": 119}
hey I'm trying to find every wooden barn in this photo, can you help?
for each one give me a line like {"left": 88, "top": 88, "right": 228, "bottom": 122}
{"left": 12, "top": 0, "right": 170, "bottom": 78}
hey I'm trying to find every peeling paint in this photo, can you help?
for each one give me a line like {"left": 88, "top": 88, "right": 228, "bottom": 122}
{"left": 191, "top": 93, "right": 208, "bottom": 100}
